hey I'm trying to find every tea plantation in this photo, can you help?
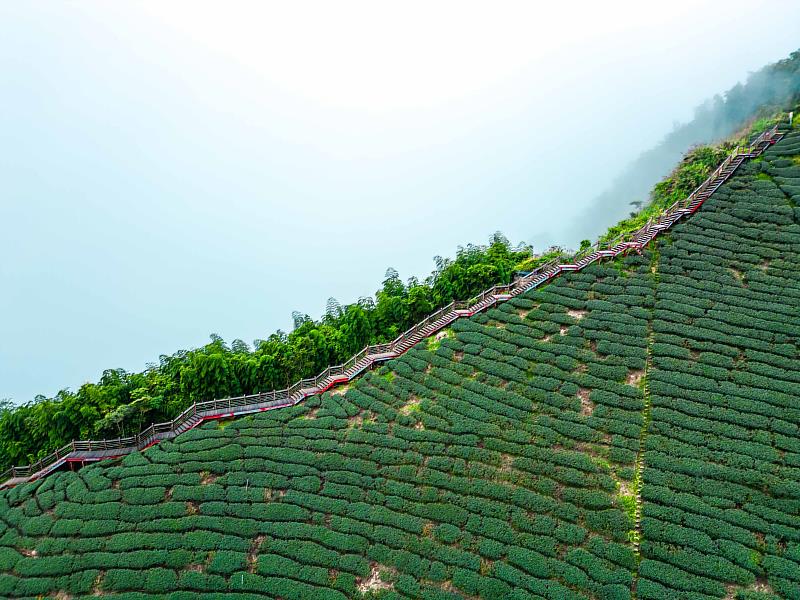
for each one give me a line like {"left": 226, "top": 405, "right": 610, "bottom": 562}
{"left": 0, "top": 132, "right": 798, "bottom": 599}
{"left": 637, "top": 131, "right": 800, "bottom": 600}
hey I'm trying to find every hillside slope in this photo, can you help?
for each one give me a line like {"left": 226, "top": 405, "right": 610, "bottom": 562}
{"left": 0, "top": 132, "right": 798, "bottom": 600}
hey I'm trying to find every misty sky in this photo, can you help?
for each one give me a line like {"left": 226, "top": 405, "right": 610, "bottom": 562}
{"left": 2, "top": 1, "right": 800, "bottom": 403}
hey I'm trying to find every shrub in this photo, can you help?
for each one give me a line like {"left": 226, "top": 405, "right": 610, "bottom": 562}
{"left": 142, "top": 567, "right": 178, "bottom": 593}
{"left": 121, "top": 486, "right": 166, "bottom": 505}
{"left": 102, "top": 568, "right": 142, "bottom": 591}
{"left": 179, "top": 570, "right": 227, "bottom": 591}
{"left": 0, "top": 548, "right": 20, "bottom": 571}
{"left": 208, "top": 550, "right": 247, "bottom": 575}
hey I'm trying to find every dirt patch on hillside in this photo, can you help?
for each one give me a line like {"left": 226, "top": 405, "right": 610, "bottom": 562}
{"left": 577, "top": 389, "right": 594, "bottom": 416}
{"left": 357, "top": 564, "right": 396, "bottom": 595}
{"left": 626, "top": 370, "right": 645, "bottom": 386}
{"left": 200, "top": 471, "right": 217, "bottom": 485}
{"left": 184, "top": 563, "right": 205, "bottom": 573}
{"left": 499, "top": 454, "right": 514, "bottom": 472}
{"left": 247, "top": 535, "right": 266, "bottom": 573}
{"left": 729, "top": 267, "right": 748, "bottom": 286}
{"left": 560, "top": 325, "right": 569, "bottom": 336}
{"left": 575, "top": 442, "right": 602, "bottom": 458}
{"left": 723, "top": 584, "right": 737, "bottom": 600}
{"left": 453, "top": 350, "right": 464, "bottom": 362}
{"left": 91, "top": 571, "right": 105, "bottom": 595}
{"left": 264, "top": 488, "right": 286, "bottom": 502}
{"left": 723, "top": 579, "right": 775, "bottom": 600}
{"left": 554, "top": 484, "right": 564, "bottom": 501}
{"left": 440, "top": 580, "right": 481, "bottom": 599}
{"left": 330, "top": 383, "right": 350, "bottom": 396}
{"left": 567, "top": 309, "right": 587, "bottom": 320}
{"left": 400, "top": 396, "right": 421, "bottom": 415}
{"left": 751, "top": 579, "right": 775, "bottom": 594}
{"left": 617, "top": 478, "right": 633, "bottom": 496}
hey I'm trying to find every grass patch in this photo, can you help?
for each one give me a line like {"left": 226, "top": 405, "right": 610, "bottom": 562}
{"left": 618, "top": 493, "right": 637, "bottom": 524}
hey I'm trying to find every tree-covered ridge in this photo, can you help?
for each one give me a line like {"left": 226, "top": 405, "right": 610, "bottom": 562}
{"left": 599, "top": 112, "right": 790, "bottom": 246}
{"left": 578, "top": 48, "right": 800, "bottom": 240}
{"left": 0, "top": 131, "right": 797, "bottom": 598}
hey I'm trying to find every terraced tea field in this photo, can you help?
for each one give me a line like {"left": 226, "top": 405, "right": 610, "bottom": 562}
{"left": 638, "top": 131, "right": 800, "bottom": 600}
{"left": 0, "top": 131, "right": 798, "bottom": 599}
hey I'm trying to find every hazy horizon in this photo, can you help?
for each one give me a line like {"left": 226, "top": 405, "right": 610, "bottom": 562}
{"left": 3, "top": 1, "right": 800, "bottom": 403}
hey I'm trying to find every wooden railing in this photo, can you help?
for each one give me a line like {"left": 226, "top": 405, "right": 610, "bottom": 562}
{"left": 0, "top": 126, "right": 782, "bottom": 489}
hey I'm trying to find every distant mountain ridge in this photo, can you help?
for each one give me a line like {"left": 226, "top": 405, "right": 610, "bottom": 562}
{"left": 571, "top": 49, "right": 800, "bottom": 245}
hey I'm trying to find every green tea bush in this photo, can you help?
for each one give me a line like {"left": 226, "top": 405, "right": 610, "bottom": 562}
{"left": 207, "top": 550, "right": 247, "bottom": 575}
{"left": 121, "top": 486, "right": 166, "bottom": 505}
{"left": 178, "top": 570, "right": 227, "bottom": 592}
{"left": 103, "top": 568, "right": 146, "bottom": 591}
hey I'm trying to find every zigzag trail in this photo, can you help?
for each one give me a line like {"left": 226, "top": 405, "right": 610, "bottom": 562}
{"left": 0, "top": 126, "right": 784, "bottom": 490}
